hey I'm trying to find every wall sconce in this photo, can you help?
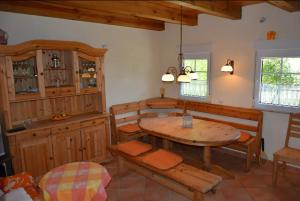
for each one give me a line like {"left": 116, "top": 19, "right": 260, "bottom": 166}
{"left": 221, "top": 59, "right": 234, "bottom": 75}
{"left": 162, "top": 66, "right": 198, "bottom": 83}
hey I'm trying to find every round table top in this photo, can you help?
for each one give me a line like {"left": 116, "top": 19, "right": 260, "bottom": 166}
{"left": 39, "top": 162, "right": 111, "bottom": 201}
{"left": 140, "top": 116, "right": 240, "bottom": 146}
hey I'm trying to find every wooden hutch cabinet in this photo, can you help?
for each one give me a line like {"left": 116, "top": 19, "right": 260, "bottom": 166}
{"left": 0, "top": 40, "right": 109, "bottom": 177}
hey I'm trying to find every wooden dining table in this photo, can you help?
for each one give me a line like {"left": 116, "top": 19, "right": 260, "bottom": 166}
{"left": 139, "top": 116, "right": 240, "bottom": 173}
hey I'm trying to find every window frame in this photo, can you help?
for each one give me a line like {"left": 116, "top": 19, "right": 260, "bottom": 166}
{"left": 254, "top": 48, "right": 300, "bottom": 113}
{"left": 179, "top": 52, "right": 211, "bottom": 102}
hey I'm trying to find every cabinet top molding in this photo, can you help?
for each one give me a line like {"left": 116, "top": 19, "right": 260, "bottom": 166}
{"left": 0, "top": 40, "right": 107, "bottom": 56}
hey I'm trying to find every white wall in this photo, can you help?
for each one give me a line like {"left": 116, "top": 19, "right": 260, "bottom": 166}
{"left": 0, "top": 12, "right": 162, "bottom": 107}
{"left": 159, "top": 3, "right": 300, "bottom": 159}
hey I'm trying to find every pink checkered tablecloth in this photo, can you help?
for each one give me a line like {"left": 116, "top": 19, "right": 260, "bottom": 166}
{"left": 39, "top": 162, "right": 111, "bottom": 201}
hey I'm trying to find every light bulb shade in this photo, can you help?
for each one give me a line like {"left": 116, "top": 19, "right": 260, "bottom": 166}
{"left": 177, "top": 73, "right": 191, "bottom": 83}
{"left": 221, "top": 65, "right": 233, "bottom": 72}
{"left": 162, "top": 73, "right": 175, "bottom": 82}
{"left": 188, "top": 72, "right": 198, "bottom": 80}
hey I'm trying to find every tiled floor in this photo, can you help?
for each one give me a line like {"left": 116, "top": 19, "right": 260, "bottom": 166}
{"left": 103, "top": 147, "right": 300, "bottom": 201}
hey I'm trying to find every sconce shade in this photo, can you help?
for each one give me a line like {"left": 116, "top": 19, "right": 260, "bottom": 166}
{"left": 188, "top": 71, "right": 198, "bottom": 80}
{"left": 221, "top": 65, "right": 233, "bottom": 72}
{"left": 177, "top": 72, "right": 191, "bottom": 83}
{"left": 221, "top": 59, "right": 234, "bottom": 75}
{"left": 162, "top": 73, "right": 175, "bottom": 82}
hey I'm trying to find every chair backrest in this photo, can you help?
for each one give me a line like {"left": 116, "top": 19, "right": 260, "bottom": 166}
{"left": 285, "top": 113, "right": 300, "bottom": 147}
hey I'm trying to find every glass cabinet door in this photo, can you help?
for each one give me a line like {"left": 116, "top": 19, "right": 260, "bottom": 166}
{"left": 43, "top": 50, "right": 74, "bottom": 88}
{"left": 79, "top": 57, "right": 97, "bottom": 91}
{"left": 12, "top": 57, "right": 39, "bottom": 95}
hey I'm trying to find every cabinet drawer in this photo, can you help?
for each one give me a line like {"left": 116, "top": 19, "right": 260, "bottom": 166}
{"left": 46, "top": 87, "right": 75, "bottom": 97}
{"left": 81, "top": 118, "right": 104, "bottom": 128}
{"left": 61, "top": 87, "right": 75, "bottom": 95}
{"left": 52, "top": 123, "right": 80, "bottom": 134}
{"left": 16, "top": 128, "right": 51, "bottom": 142}
{"left": 80, "top": 88, "right": 98, "bottom": 94}
{"left": 46, "top": 88, "right": 60, "bottom": 97}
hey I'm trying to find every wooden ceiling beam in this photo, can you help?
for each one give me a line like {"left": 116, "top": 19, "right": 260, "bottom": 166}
{"left": 0, "top": 1, "right": 165, "bottom": 31}
{"left": 55, "top": 1, "right": 198, "bottom": 26}
{"left": 168, "top": 0, "right": 242, "bottom": 20}
{"left": 268, "top": 0, "right": 300, "bottom": 12}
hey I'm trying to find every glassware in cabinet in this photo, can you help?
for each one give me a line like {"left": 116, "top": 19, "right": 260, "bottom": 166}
{"left": 78, "top": 57, "right": 97, "bottom": 92}
{"left": 42, "top": 50, "right": 74, "bottom": 88}
{"left": 12, "top": 57, "right": 39, "bottom": 95}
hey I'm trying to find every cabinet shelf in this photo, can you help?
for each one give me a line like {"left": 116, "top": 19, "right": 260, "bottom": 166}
{"left": 80, "top": 72, "right": 96, "bottom": 75}
{"left": 44, "top": 68, "right": 72, "bottom": 71}
{"left": 14, "top": 75, "right": 38, "bottom": 79}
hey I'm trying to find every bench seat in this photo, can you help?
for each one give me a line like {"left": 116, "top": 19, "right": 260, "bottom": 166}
{"left": 110, "top": 145, "right": 222, "bottom": 201}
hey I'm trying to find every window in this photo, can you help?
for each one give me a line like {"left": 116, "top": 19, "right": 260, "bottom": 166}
{"left": 255, "top": 49, "right": 300, "bottom": 112}
{"left": 180, "top": 53, "right": 210, "bottom": 101}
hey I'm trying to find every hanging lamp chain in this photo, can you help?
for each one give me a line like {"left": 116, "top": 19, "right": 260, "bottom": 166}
{"left": 178, "top": 6, "right": 184, "bottom": 70}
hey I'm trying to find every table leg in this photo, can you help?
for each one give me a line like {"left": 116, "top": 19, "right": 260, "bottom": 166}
{"left": 203, "top": 146, "right": 212, "bottom": 171}
{"left": 162, "top": 139, "right": 173, "bottom": 150}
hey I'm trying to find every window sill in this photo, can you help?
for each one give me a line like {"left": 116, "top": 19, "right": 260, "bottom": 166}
{"left": 254, "top": 103, "right": 300, "bottom": 114}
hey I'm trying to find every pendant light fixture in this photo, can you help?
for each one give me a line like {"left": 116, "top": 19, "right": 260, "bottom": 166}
{"left": 161, "top": 6, "right": 197, "bottom": 83}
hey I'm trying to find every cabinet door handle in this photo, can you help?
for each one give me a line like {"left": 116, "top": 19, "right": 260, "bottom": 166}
{"left": 40, "top": 72, "right": 44, "bottom": 76}
{"left": 65, "top": 126, "right": 69, "bottom": 130}
{"left": 32, "top": 133, "right": 36, "bottom": 137}
{"left": 92, "top": 121, "right": 96, "bottom": 124}
{"left": 49, "top": 156, "right": 54, "bottom": 160}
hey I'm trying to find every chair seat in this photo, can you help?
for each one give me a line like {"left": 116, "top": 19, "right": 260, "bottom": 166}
{"left": 118, "top": 123, "right": 142, "bottom": 134}
{"left": 274, "top": 147, "right": 300, "bottom": 166}
{"left": 142, "top": 149, "right": 183, "bottom": 170}
{"left": 117, "top": 140, "right": 152, "bottom": 156}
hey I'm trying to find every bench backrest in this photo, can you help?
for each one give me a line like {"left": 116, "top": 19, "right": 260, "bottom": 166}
{"left": 110, "top": 101, "right": 142, "bottom": 143}
{"left": 179, "top": 99, "right": 263, "bottom": 151}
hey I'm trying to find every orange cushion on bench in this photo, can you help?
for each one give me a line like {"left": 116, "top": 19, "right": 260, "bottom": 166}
{"left": 238, "top": 131, "right": 252, "bottom": 143}
{"left": 142, "top": 149, "right": 183, "bottom": 170}
{"left": 118, "top": 123, "right": 142, "bottom": 133}
{"left": 117, "top": 140, "right": 152, "bottom": 156}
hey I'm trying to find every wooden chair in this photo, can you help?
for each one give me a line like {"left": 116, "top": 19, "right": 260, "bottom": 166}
{"left": 272, "top": 113, "right": 300, "bottom": 186}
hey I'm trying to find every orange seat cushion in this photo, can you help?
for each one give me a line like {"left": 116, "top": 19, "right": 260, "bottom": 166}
{"left": 238, "top": 131, "right": 252, "bottom": 143}
{"left": 117, "top": 140, "right": 152, "bottom": 156}
{"left": 142, "top": 149, "right": 183, "bottom": 170}
{"left": 118, "top": 123, "right": 142, "bottom": 134}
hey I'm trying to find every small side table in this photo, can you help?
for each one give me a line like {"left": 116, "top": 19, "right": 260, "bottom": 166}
{"left": 39, "top": 162, "right": 111, "bottom": 201}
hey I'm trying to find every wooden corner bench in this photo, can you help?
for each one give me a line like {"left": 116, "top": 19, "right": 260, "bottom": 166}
{"left": 110, "top": 97, "right": 263, "bottom": 171}
{"left": 109, "top": 141, "right": 222, "bottom": 201}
